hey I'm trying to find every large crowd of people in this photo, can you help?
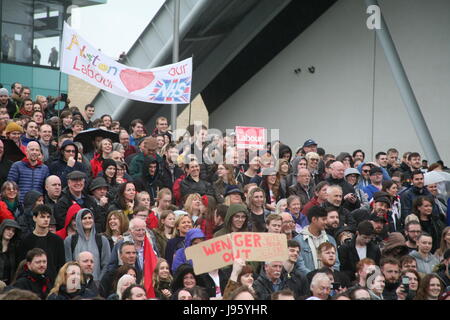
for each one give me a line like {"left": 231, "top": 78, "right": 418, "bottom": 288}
{"left": 0, "top": 81, "right": 449, "bottom": 301}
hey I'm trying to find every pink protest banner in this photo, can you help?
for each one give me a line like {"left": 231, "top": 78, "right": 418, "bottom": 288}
{"left": 61, "top": 22, "right": 192, "bottom": 104}
{"left": 185, "top": 232, "right": 288, "bottom": 275}
{"left": 235, "top": 126, "right": 266, "bottom": 150}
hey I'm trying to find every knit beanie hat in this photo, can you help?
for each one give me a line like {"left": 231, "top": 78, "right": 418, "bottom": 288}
{"left": 102, "top": 158, "right": 117, "bottom": 172}
{"left": 5, "top": 122, "right": 24, "bottom": 134}
{"left": 0, "top": 88, "right": 9, "bottom": 96}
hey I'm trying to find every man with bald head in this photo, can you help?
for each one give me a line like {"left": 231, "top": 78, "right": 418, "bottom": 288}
{"left": 326, "top": 161, "right": 360, "bottom": 211}
{"left": 44, "top": 175, "right": 62, "bottom": 212}
{"left": 78, "top": 251, "right": 99, "bottom": 295}
{"left": 8, "top": 141, "right": 49, "bottom": 202}
{"left": 288, "top": 168, "right": 314, "bottom": 205}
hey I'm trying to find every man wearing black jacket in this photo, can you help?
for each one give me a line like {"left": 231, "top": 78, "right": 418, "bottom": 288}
{"left": 180, "top": 160, "right": 215, "bottom": 199}
{"left": 53, "top": 171, "right": 105, "bottom": 233}
{"left": 253, "top": 261, "right": 288, "bottom": 300}
{"left": 326, "top": 161, "right": 360, "bottom": 211}
{"left": 12, "top": 248, "right": 53, "bottom": 300}
{"left": 17, "top": 205, "right": 65, "bottom": 282}
{"left": 338, "top": 221, "right": 381, "bottom": 282}
{"left": 159, "top": 142, "right": 183, "bottom": 190}
{"left": 283, "top": 240, "right": 310, "bottom": 299}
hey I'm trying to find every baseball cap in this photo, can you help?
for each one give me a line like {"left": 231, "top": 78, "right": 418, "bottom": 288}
{"left": 369, "top": 167, "right": 383, "bottom": 176}
{"left": 302, "top": 139, "right": 317, "bottom": 148}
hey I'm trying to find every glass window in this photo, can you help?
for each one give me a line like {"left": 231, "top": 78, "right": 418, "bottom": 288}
{"left": 1, "top": 23, "right": 33, "bottom": 63}
{"left": 2, "top": 0, "right": 34, "bottom": 25}
{"left": 33, "top": 1, "right": 64, "bottom": 67}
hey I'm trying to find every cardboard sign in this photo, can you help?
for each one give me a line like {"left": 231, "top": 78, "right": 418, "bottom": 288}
{"left": 61, "top": 22, "right": 192, "bottom": 104}
{"left": 235, "top": 126, "right": 266, "bottom": 150}
{"left": 185, "top": 232, "right": 288, "bottom": 275}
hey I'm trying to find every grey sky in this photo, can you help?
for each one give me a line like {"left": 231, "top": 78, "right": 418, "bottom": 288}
{"left": 76, "top": 0, "right": 165, "bottom": 59}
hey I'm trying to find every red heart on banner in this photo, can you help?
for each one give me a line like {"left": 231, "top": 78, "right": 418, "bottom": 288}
{"left": 119, "top": 69, "right": 155, "bottom": 93}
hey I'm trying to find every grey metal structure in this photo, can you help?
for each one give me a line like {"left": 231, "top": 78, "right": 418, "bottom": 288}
{"left": 171, "top": 0, "right": 181, "bottom": 134}
{"left": 364, "top": 0, "right": 441, "bottom": 163}
{"left": 91, "top": 0, "right": 292, "bottom": 129}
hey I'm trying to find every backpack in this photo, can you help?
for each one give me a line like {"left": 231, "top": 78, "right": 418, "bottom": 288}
{"left": 71, "top": 233, "right": 104, "bottom": 260}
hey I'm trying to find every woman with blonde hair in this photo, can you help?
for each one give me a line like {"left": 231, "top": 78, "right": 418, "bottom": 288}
{"left": 107, "top": 274, "right": 136, "bottom": 300}
{"left": 47, "top": 262, "right": 97, "bottom": 300}
{"left": 183, "top": 193, "right": 203, "bottom": 224}
{"left": 152, "top": 210, "right": 176, "bottom": 259}
{"left": 153, "top": 258, "right": 173, "bottom": 300}
{"left": 435, "top": 226, "right": 450, "bottom": 261}
{"left": 165, "top": 214, "right": 193, "bottom": 269}
{"left": 103, "top": 210, "right": 129, "bottom": 248}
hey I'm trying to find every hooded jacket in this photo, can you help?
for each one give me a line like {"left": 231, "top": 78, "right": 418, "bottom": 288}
{"left": 0, "top": 156, "right": 12, "bottom": 189}
{"left": 55, "top": 203, "right": 81, "bottom": 240}
{"left": 134, "top": 156, "right": 163, "bottom": 201}
{"left": 49, "top": 140, "right": 87, "bottom": 188}
{"left": 170, "top": 263, "right": 204, "bottom": 294}
{"left": 53, "top": 188, "right": 104, "bottom": 233}
{"left": 172, "top": 228, "right": 205, "bottom": 273}
{"left": 0, "top": 219, "right": 21, "bottom": 284}
{"left": 0, "top": 201, "right": 14, "bottom": 224}
{"left": 213, "top": 204, "right": 249, "bottom": 237}
{"left": 409, "top": 250, "right": 440, "bottom": 275}
{"left": 16, "top": 190, "right": 42, "bottom": 239}
{"left": 7, "top": 157, "right": 49, "bottom": 203}
{"left": 64, "top": 208, "right": 111, "bottom": 281}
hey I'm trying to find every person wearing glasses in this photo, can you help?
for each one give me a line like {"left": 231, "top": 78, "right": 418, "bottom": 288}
{"left": 49, "top": 140, "right": 87, "bottom": 188}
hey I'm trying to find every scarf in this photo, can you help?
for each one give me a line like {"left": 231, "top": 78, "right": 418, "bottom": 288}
{"left": 4, "top": 199, "right": 18, "bottom": 213}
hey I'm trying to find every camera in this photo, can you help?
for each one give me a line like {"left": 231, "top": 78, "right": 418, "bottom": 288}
{"left": 60, "top": 93, "right": 68, "bottom": 102}
{"left": 401, "top": 276, "right": 409, "bottom": 293}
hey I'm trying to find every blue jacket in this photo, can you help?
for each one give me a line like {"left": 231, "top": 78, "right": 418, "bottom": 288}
{"left": 172, "top": 228, "right": 205, "bottom": 273}
{"left": 363, "top": 184, "right": 380, "bottom": 201}
{"left": 7, "top": 159, "right": 49, "bottom": 203}
{"left": 293, "top": 229, "right": 340, "bottom": 275}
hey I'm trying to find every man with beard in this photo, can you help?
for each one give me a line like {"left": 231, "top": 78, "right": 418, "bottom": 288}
{"left": 307, "top": 242, "right": 351, "bottom": 289}
{"left": 380, "top": 257, "right": 401, "bottom": 300}
{"left": 325, "top": 207, "right": 340, "bottom": 238}
{"left": 322, "top": 185, "right": 355, "bottom": 228}
{"left": 404, "top": 220, "right": 422, "bottom": 252}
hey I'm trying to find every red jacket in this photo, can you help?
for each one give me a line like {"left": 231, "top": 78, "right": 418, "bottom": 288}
{"left": 145, "top": 211, "right": 159, "bottom": 230}
{"left": 302, "top": 196, "right": 321, "bottom": 216}
{"left": 172, "top": 174, "right": 186, "bottom": 207}
{"left": 56, "top": 203, "right": 81, "bottom": 239}
{"left": 90, "top": 153, "right": 103, "bottom": 178}
{"left": 0, "top": 201, "right": 15, "bottom": 224}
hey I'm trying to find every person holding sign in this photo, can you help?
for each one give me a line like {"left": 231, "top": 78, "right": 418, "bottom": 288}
{"left": 223, "top": 258, "right": 255, "bottom": 300}
{"left": 213, "top": 204, "right": 249, "bottom": 238}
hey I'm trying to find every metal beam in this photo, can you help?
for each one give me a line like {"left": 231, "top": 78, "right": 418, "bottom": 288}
{"left": 364, "top": 0, "right": 440, "bottom": 162}
{"left": 171, "top": 0, "right": 181, "bottom": 134}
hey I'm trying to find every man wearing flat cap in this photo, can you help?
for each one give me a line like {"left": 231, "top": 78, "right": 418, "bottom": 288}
{"left": 53, "top": 170, "right": 106, "bottom": 233}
